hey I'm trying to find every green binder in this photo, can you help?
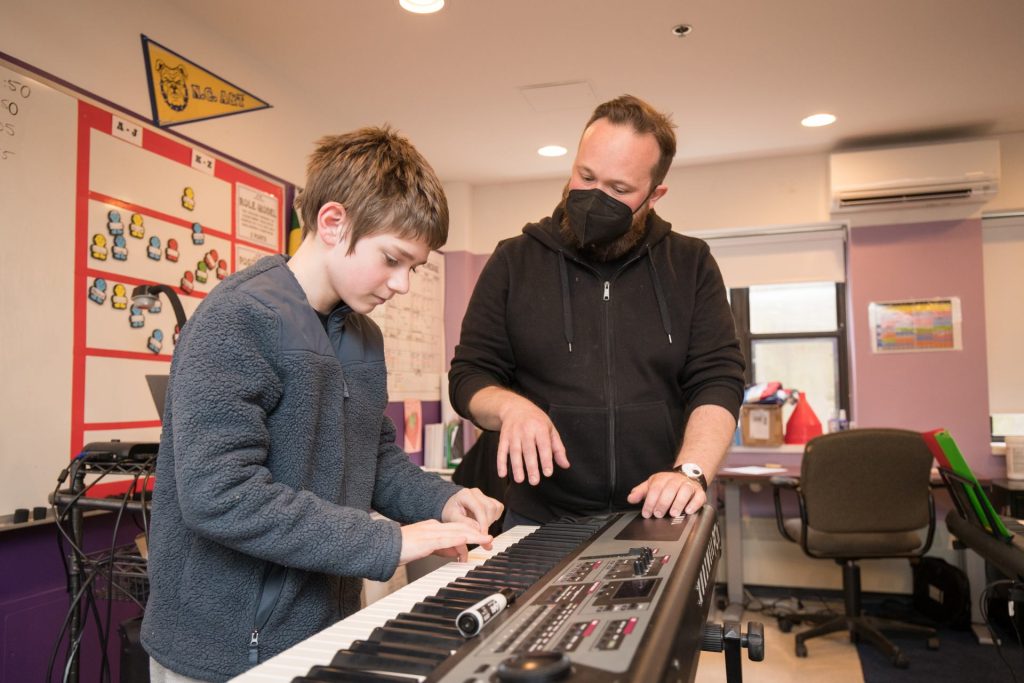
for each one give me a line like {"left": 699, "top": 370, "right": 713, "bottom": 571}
{"left": 924, "top": 428, "right": 1011, "bottom": 540}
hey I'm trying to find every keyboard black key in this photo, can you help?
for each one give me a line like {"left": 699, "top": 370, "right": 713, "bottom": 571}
{"left": 294, "top": 664, "right": 418, "bottom": 683}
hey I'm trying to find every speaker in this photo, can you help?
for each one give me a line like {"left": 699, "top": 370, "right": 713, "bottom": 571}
{"left": 118, "top": 616, "right": 150, "bottom": 683}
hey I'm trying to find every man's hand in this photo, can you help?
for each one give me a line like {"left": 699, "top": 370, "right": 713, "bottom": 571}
{"left": 442, "top": 487, "right": 504, "bottom": 539}
{"left": 627, "top": 471, "right": 705, "bottom": 518}
{"left": 399, "top": 519, "right": 493, "bottom": 565}
{"left": 495, "top": 394, "right": 570, "bottom": 485}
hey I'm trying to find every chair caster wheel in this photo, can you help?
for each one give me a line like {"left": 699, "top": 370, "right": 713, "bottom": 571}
{"left": 778, "top": 617, "right": 793, "bottom": 633}
{"left": 893, "top": 652, "right": 909, "bottom": 668}
{"left": 927, "top": 637, "right": 939, "bottom": 650}
{"left": 795, "top": 642, "right": 808, "bottom": 658}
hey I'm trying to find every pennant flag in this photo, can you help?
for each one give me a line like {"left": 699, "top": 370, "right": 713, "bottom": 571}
{"left": 142, "top": 35, "right": 271, "bottom": 127}
{"left": 287, "top": 209, "right": 303, "bottom": 256}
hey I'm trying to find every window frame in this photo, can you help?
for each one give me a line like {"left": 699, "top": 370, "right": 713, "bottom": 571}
{"left": 729, "top": 282, "right": 851, "bottom": 418}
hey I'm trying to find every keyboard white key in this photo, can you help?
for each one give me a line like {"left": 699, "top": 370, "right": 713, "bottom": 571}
{"left": 231, "top": 526, "right": 537, "bottom": 683}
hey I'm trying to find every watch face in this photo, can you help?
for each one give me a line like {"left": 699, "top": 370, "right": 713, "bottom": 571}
{"left": 681, "top": 463, "right": 703, "bottom": 478}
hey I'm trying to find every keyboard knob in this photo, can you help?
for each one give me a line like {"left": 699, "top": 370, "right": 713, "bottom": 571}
{"left": 496, "top": 651, "right": 572, "bottom": 682}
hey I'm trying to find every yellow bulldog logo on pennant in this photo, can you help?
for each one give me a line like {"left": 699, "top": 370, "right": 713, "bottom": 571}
{"left": 142, "top": 35, "right": 271, "bottom": 127}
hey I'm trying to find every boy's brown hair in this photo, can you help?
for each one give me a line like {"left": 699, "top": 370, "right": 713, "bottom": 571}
{"left": 295, "top": 126, "right": 448, "bottom": 251}
{"left": 585, "top": 95, "right": 677, "bottom": 189}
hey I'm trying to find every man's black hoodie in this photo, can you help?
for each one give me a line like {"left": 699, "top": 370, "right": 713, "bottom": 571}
{"left": 449, "top": 206, "right": 745, "bottom": 523}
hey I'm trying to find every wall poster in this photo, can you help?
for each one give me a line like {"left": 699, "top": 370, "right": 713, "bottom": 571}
{"left": 74, "top": 100, "right": 286, "bottom": 454}
{"left": 868, "top": 297, "right": 962, "bottom": 353}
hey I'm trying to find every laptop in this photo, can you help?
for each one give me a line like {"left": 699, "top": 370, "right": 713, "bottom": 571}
{"left": 146, "top": 374, "right": 170, "bottom": 421}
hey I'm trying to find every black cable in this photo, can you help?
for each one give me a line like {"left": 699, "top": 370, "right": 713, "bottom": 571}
{"left": 980, "top": 579, "right": 1020, "bottom": 683}
{"left": 45, "top": 570, "right": 100, "bottom": 683}
{"left": 96, "top": 475, "right": 135, "bottom": 683}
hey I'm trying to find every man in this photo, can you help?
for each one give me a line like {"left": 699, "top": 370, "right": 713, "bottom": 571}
{"left": 449, "top": 95, "right": 745, "bottom": 529}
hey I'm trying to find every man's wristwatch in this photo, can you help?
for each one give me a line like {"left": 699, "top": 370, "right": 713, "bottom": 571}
{"left": 673, "top": 463, "right": 708, "bottom": 492}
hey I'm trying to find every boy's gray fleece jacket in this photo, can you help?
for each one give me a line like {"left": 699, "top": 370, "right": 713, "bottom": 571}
{"left": 141, "top": 255, "right": 460, "bottom": 682}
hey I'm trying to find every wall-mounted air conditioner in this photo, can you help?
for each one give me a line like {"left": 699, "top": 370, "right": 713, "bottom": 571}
{"left": 829, "top": 140, "right": 1000, "bottom": 212}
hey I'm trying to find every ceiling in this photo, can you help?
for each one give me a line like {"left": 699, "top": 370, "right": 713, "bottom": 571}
{"left": 165, "top": 0, "right": 1024, "bottom": 186}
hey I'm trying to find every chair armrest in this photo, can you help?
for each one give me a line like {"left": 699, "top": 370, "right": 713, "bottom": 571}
{"left": 770, "top": 476, "right": 801, "bottom": 543}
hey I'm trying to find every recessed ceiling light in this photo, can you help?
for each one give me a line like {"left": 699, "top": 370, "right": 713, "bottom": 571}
{"left": 537, "top": 145, "right": 568, "bottom": 158}
{"left": 801, "top": 113, "right": 837, "bottom": 128}
{"left": 399, "top": 0, "right": 444, "bottom": 14}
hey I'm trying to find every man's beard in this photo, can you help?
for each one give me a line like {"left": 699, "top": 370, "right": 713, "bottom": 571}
{"left": 558, "top": 184, "right": 652, "bottom": 262}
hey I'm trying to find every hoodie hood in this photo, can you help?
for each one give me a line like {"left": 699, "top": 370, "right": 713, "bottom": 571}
{"left": 523, "top": 205, "right": 676, "bottom": 352}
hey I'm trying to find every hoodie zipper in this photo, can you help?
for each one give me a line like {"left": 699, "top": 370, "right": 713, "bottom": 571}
{"left": 563, "top": 251, "right": 649, "bottom": 510}
{"left": 603, "top": 279, "right": 616, "bottom": 508}
{"left": 249, "top": 564, "right": 288, "bottom": 665}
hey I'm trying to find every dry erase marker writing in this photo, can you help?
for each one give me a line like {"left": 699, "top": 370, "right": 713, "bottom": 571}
{"left": 456, "top": 587, "right": 516, "bottom": 637}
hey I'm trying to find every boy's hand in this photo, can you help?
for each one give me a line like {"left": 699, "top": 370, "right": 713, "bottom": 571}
{"left": 398, "top": 519, "right": 492, "bottom": 565}
{"left": 442, "top": 487, "right": 504, "bottom": 542}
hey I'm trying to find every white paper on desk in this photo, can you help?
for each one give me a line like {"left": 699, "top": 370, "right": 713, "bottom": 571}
{"left": 720, "top": 465, "right": 788, "bottom": 475}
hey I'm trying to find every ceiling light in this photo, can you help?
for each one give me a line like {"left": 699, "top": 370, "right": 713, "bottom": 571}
{"left": 801, "top": 113, "right": 837, "bottom": 128}
{"left": 399, "top": 0, "right": 444, "bottom": 13}
{"left": 537, "top": 145, "right": 567, "bottom": 158}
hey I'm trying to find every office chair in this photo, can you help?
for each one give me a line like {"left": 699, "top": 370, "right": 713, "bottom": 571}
{"left": 771, "top": 428, "right": 938, "bottom": 668}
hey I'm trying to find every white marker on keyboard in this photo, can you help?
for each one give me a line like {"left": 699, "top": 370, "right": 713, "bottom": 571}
{"left": 456, "top": 587, "right": 516, "bottom": 637}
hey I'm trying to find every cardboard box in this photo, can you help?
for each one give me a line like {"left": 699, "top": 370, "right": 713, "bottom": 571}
{"left": 740, "top": 404, "right": 784, "bottom": 446}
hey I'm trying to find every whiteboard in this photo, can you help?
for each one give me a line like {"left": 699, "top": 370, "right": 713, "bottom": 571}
{"left": 0, "top": 56, "right": 286, "bottom": 512}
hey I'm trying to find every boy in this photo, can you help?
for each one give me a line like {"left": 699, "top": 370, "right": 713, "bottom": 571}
{"left": 142, "top": 127, "right": 503, "bottom": 683}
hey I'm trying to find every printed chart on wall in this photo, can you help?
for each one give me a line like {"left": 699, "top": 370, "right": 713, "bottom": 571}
{"left": 369, "top": 250, "right": 445, "bottom": 401}
{"left": 868, "top": 297, "right": 962, "bottom": 353}
{"left": 73, "top": 100, "right": 285, "bottom": 453}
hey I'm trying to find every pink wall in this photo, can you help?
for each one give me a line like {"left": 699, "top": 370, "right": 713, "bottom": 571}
{"left": 848, "top": 218, "right": 997, "bottom": 477}
{"left": 443, "top": 250, "right": 493, "bottom": 371}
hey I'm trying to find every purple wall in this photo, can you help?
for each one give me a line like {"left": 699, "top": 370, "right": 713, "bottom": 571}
{"left": 2, "top": 515, "right": 144, "bottom": 683}
{"left": 848, "top": 218, "right": 995, "bottom": 477}
{"left": 443, "top": 250, "right": 492, "bottom": 371}
{"left": 443, "top": 250, "right": 493, "bottom": 452}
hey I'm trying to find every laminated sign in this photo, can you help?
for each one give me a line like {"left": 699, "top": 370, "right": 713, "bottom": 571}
{"left": 142, "top": 35, "right": 271, "bottom": 127}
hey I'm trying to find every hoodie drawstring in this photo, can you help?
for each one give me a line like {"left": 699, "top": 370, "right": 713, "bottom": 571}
{"left": 646, "top": 245, "right": 673, "bottom": 344}
{"left": 558, "top": 251, "right": 574, "bottom": 352}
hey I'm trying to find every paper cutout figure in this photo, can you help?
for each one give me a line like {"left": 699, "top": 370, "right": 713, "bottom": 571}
{"left": 147, "top": 329, "right": 164, "bottom": 354}
{"left": 173, "top": 324, "right": 181, "bottom": 345}
{"left": 129, "top": 305, "right": 145, "bottom": 328}
{"left": 111, "top": 283, "right": 128, "bottom": 310}
{"left": 204, "top": 249, "right": 218, "bottom": 269}
{"left": 150, "top": 297, "right": 162, "bottom": 314}
{"left": 88, "top": 277, "right": 107, "bottom": 305}
{"left": 196, "top": 260, "right": 209, "bottom": 284}
{"left": 182, "top": 186, "right": 195, "bottom": 211}
{"left": 112, "top": 235, "right": 128, "bottom": 261}
{"left": 107, "top": 210, "right": 124, "bottom": 236}
{"left": 216, "top": 258, "right": 228, "bottom": 280}
{"left": 191, "top": 222, "right": 205, "bottom": 245}
{"left": 90, "top": 234, "right": 108, "bottom": 261}
{"left": 166, "top": 237, "right": 180, "bottom": 262}
{"left": 129, "top": 213, "right": 145, "bottom": 239}
{"left": 181, "top": 270, "right": 195, "bottom": 294}
{"left": 147, "top": 236, "right": 162, "bottom": 261}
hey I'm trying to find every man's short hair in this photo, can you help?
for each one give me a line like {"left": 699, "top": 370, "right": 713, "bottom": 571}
{"left": 585, "top": 95, "right": 677, "bottom": 188}
{"left": 295, "top": 126, "right": 448, "bottom": 252}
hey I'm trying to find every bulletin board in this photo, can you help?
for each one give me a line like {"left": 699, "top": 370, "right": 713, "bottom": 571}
{"left": 0, "top": 54, "right": 286, "bottom": 511}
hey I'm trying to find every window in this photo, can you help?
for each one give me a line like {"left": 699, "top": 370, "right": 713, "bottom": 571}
{"left": 730, "top": 281, "right": 850, "bottom": 430}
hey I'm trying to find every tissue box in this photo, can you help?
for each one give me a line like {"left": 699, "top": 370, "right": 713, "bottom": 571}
{"left": 740, "top": 405, "right": 784, "bottom": 446}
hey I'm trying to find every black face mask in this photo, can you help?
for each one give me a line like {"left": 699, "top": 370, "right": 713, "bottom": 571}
{"left": 564, "top": 188, "right": 644, "bottom": 247}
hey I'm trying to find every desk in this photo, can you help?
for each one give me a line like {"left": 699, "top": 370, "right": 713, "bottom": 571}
{"left": 715, "top": 446, "right": 803, "bottom": 621}
{"left": 946, "top": 509, "right": 1024, "bottom": 644}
